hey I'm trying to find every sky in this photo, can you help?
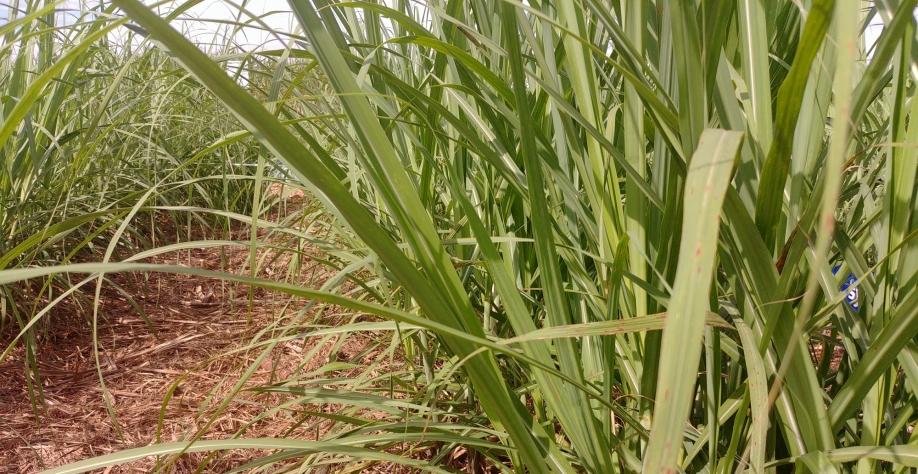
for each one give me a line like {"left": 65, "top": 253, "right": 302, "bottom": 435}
{"left": 0, "top": 1, "right": 298, "bottom": 50}
{"left": 0, "top": 2, "right": 895, "bottom": 57}
{"left": 133, "top": 0, "right": 298, "bottom": 50}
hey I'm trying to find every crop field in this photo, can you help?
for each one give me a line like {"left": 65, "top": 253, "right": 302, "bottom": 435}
{"left": 0, "top": 0, "right": 916, "bottom": 472}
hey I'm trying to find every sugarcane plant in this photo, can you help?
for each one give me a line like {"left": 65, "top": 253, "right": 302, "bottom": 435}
{"left": 1, "top": 0, "right": 917, "bottom": 472}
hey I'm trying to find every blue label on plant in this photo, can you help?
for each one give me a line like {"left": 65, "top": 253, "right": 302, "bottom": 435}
{"left": 832, "top": 265, "right": 859, "bottom": 312}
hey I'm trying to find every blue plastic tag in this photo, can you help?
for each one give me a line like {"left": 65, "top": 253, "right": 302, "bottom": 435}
{"left": 832, "top": 265, "right": 859, "bottom": 312}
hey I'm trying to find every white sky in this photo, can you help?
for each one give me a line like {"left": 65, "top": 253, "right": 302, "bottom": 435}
{"left": 137, "top": 0, "right": 297, "bottom": 50}
{"left": 11, "top": 1, "right": 299, "bottom": 51}
{"left": 0, "top": 1, "right": 896, "bottom": 56}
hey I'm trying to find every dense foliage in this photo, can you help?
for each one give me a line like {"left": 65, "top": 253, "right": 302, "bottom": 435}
{"left": 1, "top": 0, "right": 916, "bottom": 472}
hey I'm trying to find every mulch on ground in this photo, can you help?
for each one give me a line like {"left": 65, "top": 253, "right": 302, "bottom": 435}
{"left": 0, "top": 197, "right": 405, "bottom": 473}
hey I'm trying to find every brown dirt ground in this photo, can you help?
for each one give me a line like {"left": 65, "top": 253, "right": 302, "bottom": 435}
{"left": 0, "top": 194, "right": 427, "bottom": 473}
